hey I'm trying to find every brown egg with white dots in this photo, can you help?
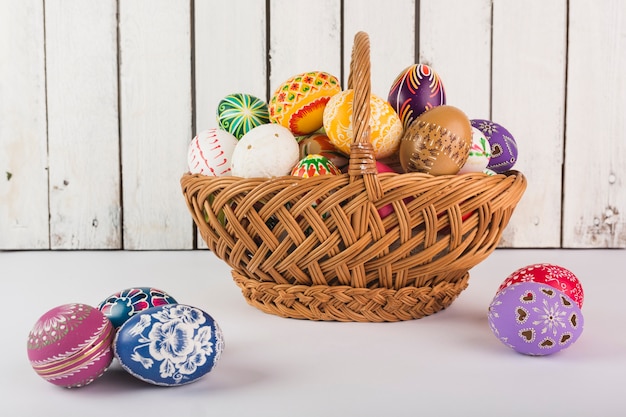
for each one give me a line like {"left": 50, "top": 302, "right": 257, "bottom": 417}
{"left": 398, "top": 105, "right": 473, "bottom": 176}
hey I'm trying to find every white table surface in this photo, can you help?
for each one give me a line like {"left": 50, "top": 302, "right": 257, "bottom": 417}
{"left": 2, "top": 248, "right": 625, "bottom": 416}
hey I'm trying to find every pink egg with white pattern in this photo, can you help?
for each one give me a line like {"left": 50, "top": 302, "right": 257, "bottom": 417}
{"left": 27, "top": 303, "right": 115, "bottom": 388}
{"left": 187, "top": 128, "right": 238, "bottom": 176}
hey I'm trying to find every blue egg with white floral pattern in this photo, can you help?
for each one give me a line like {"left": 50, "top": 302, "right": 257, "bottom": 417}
{"left": 113, "top": 304, "right": 224, "bottom": 386}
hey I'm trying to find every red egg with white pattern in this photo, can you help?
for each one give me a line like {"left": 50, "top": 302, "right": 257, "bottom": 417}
{"left": 497, "top": 263, "right": 584, "bottom": 308}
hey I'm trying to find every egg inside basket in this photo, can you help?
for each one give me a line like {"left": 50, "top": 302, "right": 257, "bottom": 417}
{"left": 181, "top": 32, "right": 526, "bottom": 322}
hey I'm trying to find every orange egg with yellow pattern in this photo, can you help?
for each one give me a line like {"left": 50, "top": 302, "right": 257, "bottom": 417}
{"left": 323, "top": 89, "right": 403, "bottom": 159}
{"left": 269, "top": 71, "right": 341, "bottom": 136}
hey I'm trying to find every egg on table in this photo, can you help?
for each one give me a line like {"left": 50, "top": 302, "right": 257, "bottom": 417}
{"left": 114, "top": 304, "right": 224, "bottom": 386}
{"left": 97, "top": 287, "right": 178, "bottom": 329}
{"left": 388, "top": 63, "right": 446, "bottom": 129}
{"left": 497, "top": 263, "right": 584, "bottom": 309}
{"left": 269, "top": 71, "right": 341, "bottom": 136}
{"left": 187, "top": 128, "right": 238, "bottom": 176}
{"left": 230, "top": 123, "right": 300, "bottom": 178}
{"left": 216, "top": 93, "right": 270, "bottom": 139}
{"left": 27, "top": 303, "right": 115, "bottom": 388}
{"left": 488, "top": 282, "right": 584, "bottom": 356}
{"left": 323, "top": 89, "right": 403, "bottom": 159}
{"left": 399, "top": 105, "right": 472, "bottom": 175}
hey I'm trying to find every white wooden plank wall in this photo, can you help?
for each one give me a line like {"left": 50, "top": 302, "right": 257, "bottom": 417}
{"left": 564, "top": 0, "right": 626, "bottom": 248}
{"left": 119, "top": 0, "right": 193, "bottom": 250}
{"left": 1, "top": 0, "right": 624, "bottom": 250}
{"left": 491, "top": 0, "right": 567, "bottom": 247}
{"left": 0, "top": 0, "right": 49, "bottom": 249}
{"left": 45, "top": 0, "right": 121, "bottom": 249}
{"left": 344, "top": 0, "right": 415, "bottom": 97}
{"left": 419, "top": 0, "right": 492, "bottom": 120}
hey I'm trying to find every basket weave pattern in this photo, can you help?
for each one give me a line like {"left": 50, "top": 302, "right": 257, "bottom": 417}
{"left": 181, "top": 32, "right": 526, "bottom": 322}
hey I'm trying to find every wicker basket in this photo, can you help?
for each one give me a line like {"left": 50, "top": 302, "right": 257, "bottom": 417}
{"left": 181, "top": 32, "right": 527, "bottom": 322}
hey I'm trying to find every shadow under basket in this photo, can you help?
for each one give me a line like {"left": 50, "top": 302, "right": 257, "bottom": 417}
{"left": 180, "top": 32, "right": 527, "bottom": 322}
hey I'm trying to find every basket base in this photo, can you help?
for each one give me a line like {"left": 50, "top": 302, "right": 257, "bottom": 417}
{"left": 231, "top": 271, "right": 470, "bottom": 322}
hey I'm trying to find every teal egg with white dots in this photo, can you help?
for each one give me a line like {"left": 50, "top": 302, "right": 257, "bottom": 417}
{"left": 217, "top": 93, "right": 270, "bottom": 139}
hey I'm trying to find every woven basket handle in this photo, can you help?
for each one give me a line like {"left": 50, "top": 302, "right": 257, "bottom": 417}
{"left": 346, "top": 32, "right": 383, "bottom": 202}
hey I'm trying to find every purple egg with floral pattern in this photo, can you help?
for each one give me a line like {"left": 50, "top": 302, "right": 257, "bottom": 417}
{"left": 471, "top": 119, "right": 518, "bottom": 173}
{"left": 488, "top": 282, "right": 584, "bottom": 356}
{"left": 388, "top": 64, "right": 446, "bottom": 129}
{"left": 114, "top": 304, "right": 224, "bottom": 386}
{"left": 27, "top": 303, "right": 115, "bottom": 387}
{"left": 98, "top": 287, "right": 178, "bottom": 328}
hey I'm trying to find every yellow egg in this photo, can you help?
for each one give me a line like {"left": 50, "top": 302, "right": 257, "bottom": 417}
{"left": 269, "top": 71, "right": 341, "bottom": 136}
{"left": 323, "top": 89, "right": 403, "bottom": 159}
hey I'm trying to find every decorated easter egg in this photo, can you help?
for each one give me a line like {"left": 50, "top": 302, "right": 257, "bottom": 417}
{"left": 458, "top": 127, "right": 491, "bottom": 174}
{"left": 269, "top": 71, "right": 341, "bottom": 135}
{"left": 388, "top": 64, "right": 446, "bottom": 128}
{"left": 27, "top": 303, "right": 114, "bottom": 387}
{"left": 187, "top": 128, "right": 238, "bottom": 176}
{"left": 291, "top": 154, "right": 342, "bottom": 178}
{"left": 377, "top": 152, "right": 404, "bottom": 173}
{"left": 216, "top": 93, "right": 270, "bottom": 139}
{"left": 483, "top": 168, "right": 496, "bottom": 176}
{"left": 488, "top": 282, "right": 584, "bottom": 356}
{"left": 299, "top": 132, "right": 349, "bottom": 170}
{"left": 497, "top": 263, "right": 584, "bottom": 308}
{"left": 323, "top": 89, "right": 403, "bottom": 159}
{"left": 231, "top": 123, "right": 299, "bottom": 178}
{"left": 375, "top": 161, "right": 397, "bottom": 219}
{"left": 471, "top": 119, "right": 518, "bottom": 173}
{"left": 399, "top": 105, "right": 472, "bottom": 175}
{"left": 97, "top": 287, "right": 178, "bottom": 329}
{"left": 114, "top": 304, "right": 224, "bottom": 386}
